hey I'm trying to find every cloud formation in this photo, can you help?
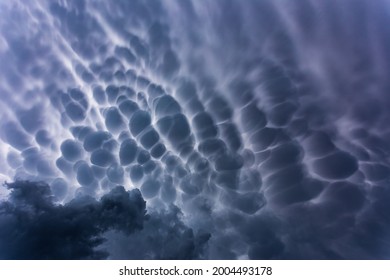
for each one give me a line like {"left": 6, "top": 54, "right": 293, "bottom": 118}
{"left": 0, "top": 180, "right": 209, "bottom": 260}
{"left": 0, "top": 181, "right": 146, "bottom": 259}
{"left": 1, "top": 0, "right": 390, "bottom": 259}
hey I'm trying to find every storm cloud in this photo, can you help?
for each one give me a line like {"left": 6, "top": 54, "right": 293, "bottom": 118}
{"left": 0, "top": 180, "right": 209, "bottom": 260}
{"left": 1, "top": 0, "right": 390, "bottom": 259}
{"left": 0, "top": 181, "right": 145, "bottom": 259}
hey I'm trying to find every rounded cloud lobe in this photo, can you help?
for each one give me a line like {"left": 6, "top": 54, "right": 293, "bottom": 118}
{"left": 0, "top": 0, "right": 390, "bottom": 259}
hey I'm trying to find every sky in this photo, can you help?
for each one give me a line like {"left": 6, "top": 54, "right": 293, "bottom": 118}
{"left": 1, "top": 0, "right": 390, "bottom": 259}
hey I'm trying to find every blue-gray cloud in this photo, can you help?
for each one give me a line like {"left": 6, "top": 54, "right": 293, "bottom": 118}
{"left": 1, "top": 0, "right": 390, "bottom": 259}
{"left": 0, "top": 180, "right": 209, "bottom": 260}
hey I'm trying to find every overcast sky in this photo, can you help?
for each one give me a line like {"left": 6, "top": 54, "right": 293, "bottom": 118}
{"left": 1, "top": 0, "right": 390, "bottom": 259}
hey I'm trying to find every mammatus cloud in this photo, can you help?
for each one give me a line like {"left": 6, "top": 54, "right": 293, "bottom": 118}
{"left": 1, "top": 0, "right": 390, "bottom": 259}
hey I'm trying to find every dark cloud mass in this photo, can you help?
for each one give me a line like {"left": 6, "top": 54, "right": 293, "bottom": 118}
{"left": 103, "top": 205, "right": 210, "bottom": 260}
{"left": 1, "top": 0, "right": 390, "bottom": 259}
{"left": 0, "top": 181, "right": 146, "bottom": 259}
{"left": 0, "top": 180, "right": 208, "bottom": 260}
